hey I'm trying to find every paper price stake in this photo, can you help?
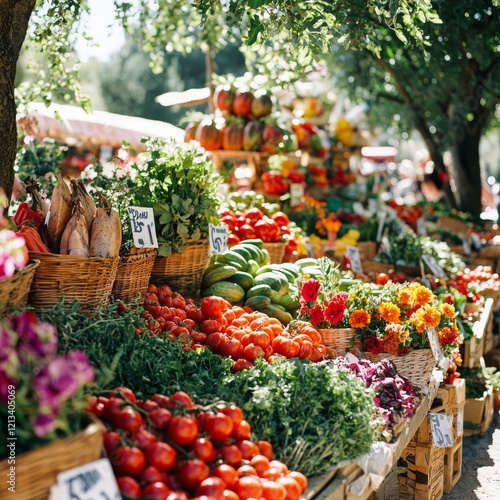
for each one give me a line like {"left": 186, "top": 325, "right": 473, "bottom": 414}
{"left": 56, "top": 458, "right": 121, "bottom": 500}
{"left": 209, "top": 224, "right": 228, "bottom": 254}
{"left": 426, "top": 327, "right": 448, "bottom": 371}
{"left": 346, "top": 246, "right": 363, "bottom": 274}
{"left": 456, "top": 405, "right": 464, "bottom": 437}
{"left": 127, "top": 207, "right": 158, "bottom": 248}
{"left": 462, "top": 238, "right": 471, "bottom": 256}
{"left": 290, "top": 183, "right": 304, "bottom": 207}
{"left": 429, "top": 413, "right": 454, "bottom": 448}
{"left": 421, "top": 254, "right": 446, "bottom": 278}
{"left": 416, "top": 217, "right": 427, "bottom": 235}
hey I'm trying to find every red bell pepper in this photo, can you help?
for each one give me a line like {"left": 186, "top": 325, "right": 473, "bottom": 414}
{"left": 13, "top": 201, "right": 44, "bottom": 227}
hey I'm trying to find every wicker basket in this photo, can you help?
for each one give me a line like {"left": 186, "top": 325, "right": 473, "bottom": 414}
{"left": 0, "top": 419, "right": 103, "bottom": 500}
{"left": 112, "top": 249, "right": 157, "bottom": 304}
{"left": 437, "top": 216, "right": 471, "bottom": 238}
{"left": 360, "top": 260, "right": 394, "bottom": 274}
{"left": 151, "top": 240, "right": 209, "bottom": 297}
{"left": 318, "top": 328, "right": 358, "bottom": 353}
{"left": 357, "top": 241, "right": 378, "bottom": 261}
{"left": 27, "top": 252, "right": 119, "bottom": 313}
{"left": 0, "top": 260, "right": 40, "bottom": 315}
{"left": 478, "top": 245, "right": 500, "bottom": 259}
{"left": 263, "top": 241, "right": 286, "bottom": 264}
{"left": 363, "top": 348, "right": 436, "bottom": 386}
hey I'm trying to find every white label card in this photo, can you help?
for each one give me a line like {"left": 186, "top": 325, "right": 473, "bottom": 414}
{"left": 346, "top": 245, "right": 363, "bottom": 273}
{"left": 426, "top": 327, "right": 447, "bottom": 369}
{"left": 456, "top": 405, "right": 464, "bottom": 437}
{"left": 352, "top": 202, "right": 365, "bottom": 215}
{"left": 376, "top": 212, "right": 386, "bottom": 242}
{"left": 422, "top": 254, "right": 446, "bottom": 278}
{"left": 462, "top": 238, "right": 471, "bottom": 256}
{"left": 127, "top": 206, "right": 158, "bottom": 248}
{"left": 416, "top": 217, "right": 427, "bottom": 235}
{"left": 429, "top": 413, "right": 454, "bottom": 448}
{"left": 209, "top": 224, "right": 228, "bottom": 254}
{"left": 290, "top": 183, "right": 304, "bottom": 207}
{"left": 56, "top": 458, "right": 120, "bottom": 500}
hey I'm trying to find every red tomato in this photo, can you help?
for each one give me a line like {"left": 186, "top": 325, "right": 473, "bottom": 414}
{"left": 250, "top": 455, "right": 270, "bottom": 476}
{"left": 258, "top": 440, "right": 274, "bottom": 460}
{"left": 221, "top": 405, "right": 244, "bottom": 426}
{"left": 201, "top": 319, "right": 222, "bottom": 334}
{"left": 220, "top": 215, "right": 238, "bottom": 231}
{"left": 130, "top": 429, "right": 157, "bottom": 451}
{"left": 178, "top": 459, "right": 210, "bottom": 490}
{"left": 243, "top": 343, "right": 265, "bottom": 361}
{"left": 142, "top": 481, "right": 171, "bottom": 500}
{"left": 116, "top": 476, "right": 142, "bottom": 498}
{"left": 222, "top": 490, "right": 239, "bottom": 500}
{"left": 376, "top": 273, "right": 390, "bottom": 285}
{"left": 168, "top": 415, "right": 199, "bottom": 446}
{"left": 171, "top": 391, "right": 194, "bottom": 409}
{"left": 234, "top": 476, "right": 263, "bottom": 500}
{"left": 227, "top": 233, "right": 241, "bottom": 245}
{"left": 212, "top": 464, "right": 238, "bottom": 488}
{"left": 205, "top": 412, "right": 234, "bottom": 442}
{"left": 150, "top": 394, "right": 172, "bottom": 409}
{"left": 237, "top": 465, "right": 258, "bottom": 477}
{"left": 146, "top": 442, "right": 177, "bottom": 471}
{"left": 201, "top": 296, "right": 230, "bottom": 318}
{"left": 195, "top": 477, "right": 226, "bottom": 499}
{"left": 237, "top": 440, "right": 259, "bottom": 460}
{"left": 103, "top": 431, "right": 122, "bottom": 453}
{"left": 206, "top": 332, "right": 228, "bottom": 353}
{"left": 236, "top": 224, "right": 257, "bottom": 240}
{"left": 102, "top": 398, "right": 123, "bottom": 423}
{"left": 271, "top": 212, "right": 290, "bottom": 226}
{"left": 114, "top": 407, "right": 143, "bottom": 433}
{"left": 110, "top": 446, "right": 145, "bottom": 477}
{"left": 220, "top": 338, "right": 244, "bottom": 359}
{"left": 148, "top": 408, "right": 173, "bottom": 430}
{"left": 166, "top": 492, "right": 189, "bottom": 500}
{"left": 220, "top": 444, "right": 243, "bottom": 467}
{"left": 276, "top": 476, "right": 301, "bottom": 500}
{"left": 261, "top": 480, "right": 287, "bottom": 500}
{"left": 231, "top": 358, "right": 254, "bottom": 372}
{"left": 108, "top": 386, "right": 137, "bottom": 404}
{"left": 244, "top": 207, "right": 264, "bottom": 224}
{"left": 187, "top": 307, "right": 206, "bottom": 324}
{"left": 231, "top": 419, "right": 251, "bottom": 440}
{"left": 139, "top": 465, "right": 165, "bottom": 484}
{"left": 286, "top": 472, "right": 307, "bottom": 493}
{"left": 190, "top": 437, "right": 215, "bottom": 462}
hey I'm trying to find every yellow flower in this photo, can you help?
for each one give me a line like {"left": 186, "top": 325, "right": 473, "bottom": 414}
{"left": 411, "top": 304, "right": 441, "bottom": 333}
{"left": 440, "top": 303, "right": 456, "bottom": 319}
{"left": 410, "top": 283, "right": 434, "bottom": 307}
{"left": 349, "top": 309, "right": 371, "bottom": 328}
{"left": 379, "top": 302, "right": 401, "bottom": 324}
{"left": 397, "top": 288, "right": 414, "bottom": 309}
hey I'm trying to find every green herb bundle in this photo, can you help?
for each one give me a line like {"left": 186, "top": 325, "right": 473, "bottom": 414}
{"left": 129, "top": 138, "right": 223, "bottom": 257}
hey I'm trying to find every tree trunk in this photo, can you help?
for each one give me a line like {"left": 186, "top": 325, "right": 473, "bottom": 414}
{"left": 0, "top": 0, "right": 36, "bottom": 205}
{"left": 449, "top": 130, "right": 483, "bottom": 216}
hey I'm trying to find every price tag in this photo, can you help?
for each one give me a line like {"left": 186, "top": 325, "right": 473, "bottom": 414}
{"left": 346, "top": 246, "right": 363, "bottom": 273}
{"left": 416, "top": 217, "right": 427, "bottom": 235}
{"left": 290, "top": 183, "right": 304, "bottom": 207}
{"left": 55, "top": 458, "right": 120, "bottom": 500}
{"left": 426, "top": 327, "right": 447, "bottom": 369}
{"left": 368, "top": 198, "right": 379, "bottom": 214}
{"left": 376, "top": 212, "right": 386, "bottom": 242}
{"left": 209, "top": 224, "right": 228, "bottom": 254}
{"left": 345, "top": 353, "right": 360, "bottom": 363}
{"left": 429, "top": 413, "right": 454, "bottom": 448}
{"left": 462, "top": 238, "right": 471, "bottom": 256}
{"left": 421, "top": 254, "right": 445, "bottom": 278}
{"left": 352, "top": 202, "right": 365, "bottom": 215}
{"left": 127, "top": 207, "right": 158, "bottom": 248}
{"left": 456, "top": 405, "right": 464, "bottom": 437}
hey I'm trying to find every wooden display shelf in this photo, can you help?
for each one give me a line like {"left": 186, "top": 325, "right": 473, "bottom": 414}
{"left": 462, "top": 297, "right": 494, "bottom": 368}
{"left": 304, "top": 375, "right": 440, "bottom": 500}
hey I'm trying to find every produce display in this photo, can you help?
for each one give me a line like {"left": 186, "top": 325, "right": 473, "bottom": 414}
{"left": 88, "top": 386, "right": 308, "bottom": 500}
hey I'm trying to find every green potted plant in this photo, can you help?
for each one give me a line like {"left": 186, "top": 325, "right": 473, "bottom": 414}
{"left": 128, "top": 137, "right": 222, "bottom": 295}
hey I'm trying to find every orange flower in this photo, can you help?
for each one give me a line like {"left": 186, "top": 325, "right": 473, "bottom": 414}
{"left": 439, "top": 303, "right": 456, "bottom": 319}
{"left": 410, "top": 283, "right": 434, "bottom": 307}
{"left": 411, "top": 304, "right": 441, "bottom": 333}
{"left": 349, "top": 309, "right": 371, "bottom": 328}
{"left": 378, "top": 302, "right": 401, "bottom": 324}
{"left": 383, "top": 324, "right": 408, "bottom": 355}
{"left": 397, "top": 288, "right": 414, "bottom": 309}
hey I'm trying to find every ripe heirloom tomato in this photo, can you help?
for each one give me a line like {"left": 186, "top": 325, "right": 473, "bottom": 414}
{"left": 231, "top": 358, "right": 254, "bottom": 372}
{"left": 201, "top": 296, "right": 230, "bottom": 318}
{"left": 220, "top": 338, "right": 244, "bottom": 359}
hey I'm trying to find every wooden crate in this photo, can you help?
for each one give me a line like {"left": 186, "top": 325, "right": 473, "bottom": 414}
{"left": 436, "top": 378, "right": 466, "bottom": 405}
{"left": 409, "top": 401, "right": 446, "bottom": 445}
{"left": 443, "top": 436, "right": 463, "bottom": 494}
{"left": 463, "top": 386, "right": 494, "bottom": 436}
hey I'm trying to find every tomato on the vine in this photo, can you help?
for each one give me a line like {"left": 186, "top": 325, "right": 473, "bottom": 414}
{"left": 110, "top": 446, "right": 145, "bottom": 477}
{"left": 116, "top": 476, "right": 142, "bottom": 498}
{"left": 167, "top": 415, "right": 199, "bottom": 446}
{"left": 142, "top": 481, "right": 171, "bottom": 500}
{"left": 204, "top": 412, "right": 234, "bottom": 442}
{"left": 178, "top": 459, "right": 210, "bottom": 490}
{"left": 146, "top": 442, "right": 177, "bottom": 471}
{"left": 113, "top": 407, "right": 143, "bottom": 434}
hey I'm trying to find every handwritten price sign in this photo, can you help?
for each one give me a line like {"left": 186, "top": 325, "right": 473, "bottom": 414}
{"left": 127, "top": 207, "right": 158, "bottom": 248}
{"left": 346, "top": 246, "right": 363, "bottom": 273}
{"left": 429, "top": 413, "right": 454, "bottom": 448}
{"left": 209, "top": 224, "right": 228, "bottom": 254}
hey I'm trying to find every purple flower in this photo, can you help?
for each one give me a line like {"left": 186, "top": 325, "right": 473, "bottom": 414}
{"left": 12, "top": 312, "right": 57, "bottom": 362}
{"left": 66, "top": 351, "right": 95, "bottom": 385}
{"left": 32, "top": 413, "right": 56, "bottom": 438}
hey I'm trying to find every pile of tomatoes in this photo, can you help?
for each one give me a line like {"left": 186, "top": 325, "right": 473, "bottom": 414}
{"left": 88, "top": 387, "right": 308, "bottom": 500}
{"left": 142, "top": 285, "right": 329, "bottom": 372}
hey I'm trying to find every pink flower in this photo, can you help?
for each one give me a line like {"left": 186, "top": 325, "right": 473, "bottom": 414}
{"left": 32, "top": 414, "right": 56, "bottom": 438}
{"left": 324, "top": 292, "right": 348, "bottom": 325}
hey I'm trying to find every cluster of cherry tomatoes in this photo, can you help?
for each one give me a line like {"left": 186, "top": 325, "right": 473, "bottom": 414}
{"left": 141, "top": 284, "right": 329, "bottom": 372}
{"left": 88, "top": 387, "right": 307, "bottom": 500}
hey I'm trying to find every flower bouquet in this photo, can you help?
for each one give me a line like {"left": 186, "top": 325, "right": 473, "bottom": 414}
{"left": 0, "top": 311, "right": 100, "bottom": 499}
{"left": 347, "top": 281, "right": 462, "bottom": 385}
